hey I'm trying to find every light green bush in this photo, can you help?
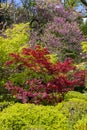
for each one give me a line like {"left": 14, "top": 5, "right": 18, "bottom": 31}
{"left": 56, "top": 98, "right": 87, "bottom": 129}
{"left": 64, "top": 91, "right": 87, "bottom": 101}
{"left": 0, "top": 103, "right": 70, "bottom": 130}
{"left": 0, "top": 99, "right": 87, "bottom": 130}
{"left": 0, "top": 23, "right": 29, "bottom": 86}
{"left": 81, "top": 41, "right": 87, "bottom": 53}
{"left": 48, "top": 54, "right": 58, "bottom": 64}
{"left": 0, "top": 23, "right": 29, "bottom": 64}
{"left": 74, "top": 114, "right": 87, "bottom": 130}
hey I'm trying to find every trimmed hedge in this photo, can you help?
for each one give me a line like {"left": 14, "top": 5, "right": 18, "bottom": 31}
{"left": 0, "top": 103, "right": 70, "bottom": 130}
{"left": 0, "top": 98, "right": 87, "bottom": 129}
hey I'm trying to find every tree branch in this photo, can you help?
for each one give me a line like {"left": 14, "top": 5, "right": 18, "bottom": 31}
{"left": 80, "top": 0, "right": 87, "bottom": 6}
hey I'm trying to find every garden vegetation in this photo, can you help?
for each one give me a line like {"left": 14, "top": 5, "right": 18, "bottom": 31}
{"left": 0, "top": 0, "right": 87, "bottom": 130}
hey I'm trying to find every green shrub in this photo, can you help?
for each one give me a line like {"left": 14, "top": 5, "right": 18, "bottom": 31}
{"left": 0, "top": 92, "right": 14, "bottom": 102}
{"left": 0, "top": 23, "right": 29, "bottom": 86}
{"left": 0, "top": 101, "right": 14, "bottom": 111}
{"left": 0, "top": 23, "right": 30, "bottom": 101}
{"left": 0, "top": 23, "right": 29, "bottom": 64}
{"left": 48, "top": 54, "right": 58, "bottom": 64}
{"left": 81, "top": 21, "right": 87, "bottom": 36}
{"left": 74, "top": 114, "right": 87, "bottom": 130}
{"left": 56, "top": 98, "right": 87, "bottom": 129}
{"left": 7, "top": 53, "right": 58, "bottom": 86}
{"left": 81, "top": 41, "right": 87, "bottom": 53}
{"left": 0, "top": 103, "right": 70, "bottom": 130}
{"left": 5, "top": 45, "right": 87, "bottom": 104}
{"left": 0, "top": 99, "right": 87, "bottom": 130}
{"left": 80, "top": 41, "right": 87, "bottom": 62}
{"left": 64, "top": 91, "right": 87, "bottom": 101}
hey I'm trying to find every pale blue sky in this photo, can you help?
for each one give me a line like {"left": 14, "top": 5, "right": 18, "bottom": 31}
{"left": 7, "top": 0, "right": 87, "bottom": 15}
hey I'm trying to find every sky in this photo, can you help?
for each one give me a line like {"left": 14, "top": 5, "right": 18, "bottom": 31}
{"left": 7, "top": 0, "right": 87, "bottom": 15}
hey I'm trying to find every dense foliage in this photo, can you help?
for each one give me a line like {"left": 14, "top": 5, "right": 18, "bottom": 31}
{"left": 75, "top": 114, "right": 87, "bottom": 130}
{"left": 0, "top": 98, "right": 87, "bottom": 130}
{"left": 64, "top": 91, "right": 87, "bottom": 101}
{"left": 0, "top": 0, "right": 87, "bottom": 129}
{"left": 0, "top": 103, "right": 69, "bottom": 130}
{"left": 0, "top": 23, "right": 29, "bottom": 63}
{"left": 0, "top": 23, "right": 29, "bottom": 100}
{"left": 56, "top": 98, "right": 87, "bottom": 129}
{"left": 81, "top": 41, "right": 87, "bottom": 53}
{"left": 0, "top": 6, "right": 12, "bottom": 30}
{"left": 0, "top": 101, "right": 13, "bottom": 111}
{"left": 29, "top": 5, "right": 85, "bottom": 61}
{"left": 81, "top": 21, "right": 87, "bottom": 36}
{"left": 5, "top": 45, "right": 87, "bottom": 104}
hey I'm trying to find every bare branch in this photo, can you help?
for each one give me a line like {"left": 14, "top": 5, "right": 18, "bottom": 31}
{"left": 80, "top": 0, "right": 87, "bottom": 6}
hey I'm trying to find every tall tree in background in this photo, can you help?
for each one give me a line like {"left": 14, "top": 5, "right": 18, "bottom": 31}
{"left": 0, "top": 0, "right": 15, "bottom": 31}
